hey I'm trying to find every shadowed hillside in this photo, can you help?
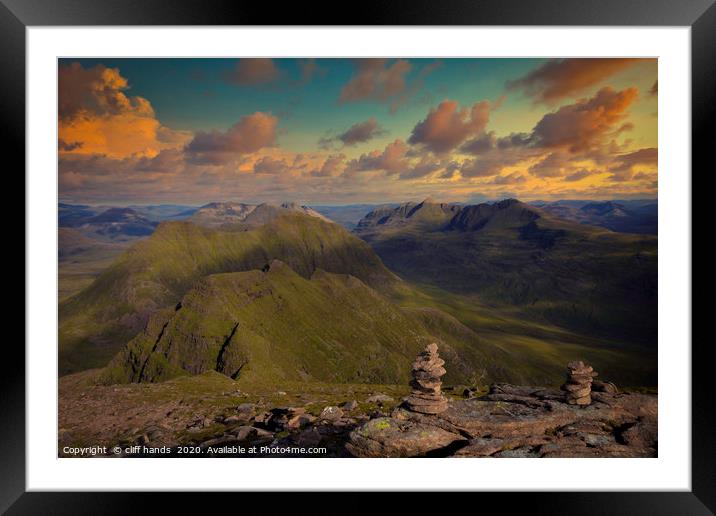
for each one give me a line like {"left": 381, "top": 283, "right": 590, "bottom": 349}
{"left": 356, "top": 199, "right": 657, "bottom": 351}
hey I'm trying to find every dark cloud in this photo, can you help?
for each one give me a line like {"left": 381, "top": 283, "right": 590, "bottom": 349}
{"left": 460, "top": 132, "right": 496, "bottom": 155}
{"left": 608, "top": 147, "right": 658, "bottom": 181}
{"left": 311, "top": 154, "right": 346, "bottom": 177}
{"left": 135, "top": 149, "right": 185, "bottom": 173}
{"left": 253, "top": 156, "right": 288, "bottom": 175}
{"left": 320, "top": 117, "right": 386, "bottom": 149}
{"left": 564, "top": 169, "right": 594, "bottom": 182}
{"left": 339, "top": 59, "right": 412, "bottom": 104}
{"left": 398, "top": 156, "right": 444, "bottom": 180}
{"left": 59, "top": 139, "right": 83, "bottom": 152}
{"left": 489, "top": 172, "right": 528, "bottom": 185}
{"left": 346, "top": 139, "right": 410, "bottom": 175}
{"left": 530, "top": 86, "right": 638, "bottom": 152}
{"left": 185, "top": 112, "right": 278, "bottom": 165}
{"left": 409, "top": 100, "right": 491, "bottom": 154}
{"left": 506, "top": 58, "right": 643, "bottom": 103}
{"left": 528, "top": 152, "right": 569, "bottom": 178}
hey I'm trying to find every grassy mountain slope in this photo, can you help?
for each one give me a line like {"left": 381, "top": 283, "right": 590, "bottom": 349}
{"left": 357, "top": 199, "right": 657, "bottom": 352}
{"left": 58, "top": 228, "right": 131, "bottom": 301}
{"left": 100, "top": 260, "right": 517, "bottom": 386}
{"left": 59, "top": 214, "right": 397, "bottom": 375}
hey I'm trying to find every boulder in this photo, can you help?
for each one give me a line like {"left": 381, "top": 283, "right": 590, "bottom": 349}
{"left": 346, "top": 417, "right": 465, "bottom": 457}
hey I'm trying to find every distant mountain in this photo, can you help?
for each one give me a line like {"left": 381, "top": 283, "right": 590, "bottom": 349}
{"left": 127, "top": 204, "right": 198, "bottom": 222}
{"left": 356, "top": 199, "right": 461, "bottom": 233}
{"left": 58, "top": 205, "right": 158, "bottom": 241}
{"left": 534, "top": 200, "right": 657, "bottom": 235}
{"left": 189, "top": 201, "right": 330, "bottom": 228}
{"left": 59, "top": 212, "right": 397, "bottom": 375}
{"left": 58, "top": 202, "right": 102, "bottom": 227}
{"left": 310, "top": 204, "right": 386, "bottom": 230}
{"left": 355, "top": 198, "right": 657, "bottom": 350}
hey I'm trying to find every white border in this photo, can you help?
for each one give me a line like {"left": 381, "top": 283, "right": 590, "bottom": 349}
{"left": 27, "top": 27, "right": 691, "bottom": 491}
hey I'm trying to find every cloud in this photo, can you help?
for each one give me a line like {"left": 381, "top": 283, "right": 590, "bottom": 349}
{"left": 409, "top": 100, "right": 491, "bottom": 154}
{"left": 312, "top": 154, "right": 346, "bottom": 177}
{"left": 135, "top": 148, "right": 185, "bottom": 173}
{"left": 339, "top": 59, "right": 412, "bottom": 104}
{"left": 398, "top": 156, "right": 445, "bottom": 180}
{"left": 608, "top": 147, "right": 658, "bottom": 181}
{"left": 564, "top": 169, "right": 594, "bottom": 182}
{"left": 506, "top": 58, "right": 642, "bottom": 103}
{"left": 346, "top": 139, "right": 410, "bottom": 175}
{"left": 59, "top": 62, "right": 150, "bottom": 119}
{"left": 298, "top": 59, "right": 325, "bottom": 85}
{"left": 460, "top": 132, "right": 496, "bottom": 155}
{"left": 489, "top": 172, "right": 528, "bottom": 185}
{"left": 528, "top": 152, "right": 570, "bottom": 178}
{"left": 320, "top": 117, "right": 386, "bottom": 149}
{"left": 253, "top": 156, "right": 288, "bottom": 174}
{"left": 458, "top": 153, "right": 526, "bottom": 178}
{"left": 185, "top": 112, "right": 278, "bottom": 165}
{"left": 58, "top": 62, "right": 191, "bottom": 159}
{"left": 223, "top": 59, "right": 281, "bottom": 86}
{"left": 530, "top": 86, "right": 638, "bottom": 152}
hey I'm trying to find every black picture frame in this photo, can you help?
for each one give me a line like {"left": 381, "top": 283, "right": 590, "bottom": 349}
{"left": 5, "top": 0, "right": 710, "bottom": 512}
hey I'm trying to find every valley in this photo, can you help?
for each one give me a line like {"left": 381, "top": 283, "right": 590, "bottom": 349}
{"left": 57, "top": 197, "right": 658, "bottom": 456}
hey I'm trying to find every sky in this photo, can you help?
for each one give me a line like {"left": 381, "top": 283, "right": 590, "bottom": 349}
{"left": 58, "top": 58, "right": 658, "bottom": 206}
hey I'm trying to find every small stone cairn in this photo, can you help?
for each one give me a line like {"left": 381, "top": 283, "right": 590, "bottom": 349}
{"left": 561, "top": 360, "right": 598, "bottom": 405}
{"left": 404, "top": 343, "right": 449, "bottom": 414}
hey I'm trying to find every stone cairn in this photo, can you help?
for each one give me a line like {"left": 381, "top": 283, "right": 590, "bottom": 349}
{"left": 405, "top": 343, "right": 449, "bottom": 414}
{"left": 561, "top": 360, "right": 598, "bottom": 406}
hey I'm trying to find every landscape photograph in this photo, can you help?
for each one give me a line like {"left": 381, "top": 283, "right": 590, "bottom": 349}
{"left": 58, "top": 57, "right": 658, "bottom": 458}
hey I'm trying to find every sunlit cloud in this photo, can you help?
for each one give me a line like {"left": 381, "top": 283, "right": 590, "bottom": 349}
{"left": 506, "top": 58, "right": 642, "bottom": 103}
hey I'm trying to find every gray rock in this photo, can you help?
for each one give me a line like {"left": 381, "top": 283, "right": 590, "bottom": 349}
{"left": 366, "top": 394, "right": 394, "bottom": 405}
{"left": 320, "top": 406, "right": 344, "bottom": 421}
{"left": 343, "top": 400, "right": 359, "bottom": 411}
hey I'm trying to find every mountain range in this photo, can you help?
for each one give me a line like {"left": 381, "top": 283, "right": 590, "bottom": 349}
{"left": 355, "top": 198, "right": 657, "bottom": 350}
{"left": 59, "top": 213, "right": 396, "bottom": 375}
{"left": 530, "top": 200, "right": 657, "bottom": 235}
{"left": 58, "top": 197, "right": 658, "bottom": 388}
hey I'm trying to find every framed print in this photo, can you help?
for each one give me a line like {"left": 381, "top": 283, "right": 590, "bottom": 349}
{"left": 6, "top": 0, "right": 711, "bottom": 512}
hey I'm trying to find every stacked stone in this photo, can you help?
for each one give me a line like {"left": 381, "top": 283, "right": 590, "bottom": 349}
{"left": 561, "top": 361, "right": 597, "bottom": 405}
{"left": 405, "top": 343, "right": 449, "bottom": 414}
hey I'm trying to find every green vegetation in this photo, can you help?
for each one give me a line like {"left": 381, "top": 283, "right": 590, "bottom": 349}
{"left": 355, "top": 199, "right": 657, "bottom": 386}
{"left": 60, "top": 201, "right": 657, "bottom": 389}
{"left": 59, "top": 214, "right": 396, "bottom": 375}
{"left": 100, "top": 260, "right": 516, "bottom": 385}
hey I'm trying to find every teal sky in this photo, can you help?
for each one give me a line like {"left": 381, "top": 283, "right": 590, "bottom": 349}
{"left": 63, "top": 58, "right": 556, "bottom": 153}
{"left": 58, "top": 58, "right": 658, "bottom": 205}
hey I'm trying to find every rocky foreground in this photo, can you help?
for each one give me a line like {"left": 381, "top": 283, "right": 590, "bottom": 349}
{"left": 348, "top": 384, "right": 657, "bottom": 458}
{"left": 59, "top": 372, "right": 656, "bottom": 458}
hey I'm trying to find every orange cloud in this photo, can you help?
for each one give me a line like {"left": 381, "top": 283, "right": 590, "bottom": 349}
{"left": 312, "top": 154, "right": 346, "bottom": 177}
{"left": 409, "top": 100, "right": 491, "bottom": 154}
{"left": 347, "top": 139, "right": 410, "bottom": 175}
{"left": 185, "top": 112, "right": 279, "bottom": 165}
{"left": 507, "top": 58, "right": 643, "bottom": 103}
{"left": 531, "top": 86, "right": 638, "bottom": 152}
{"left": 253, "top": 156, "right": 289, "bottom": 175}
{"left": 58, "top": 62, "right": 191, "bottom": 159}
